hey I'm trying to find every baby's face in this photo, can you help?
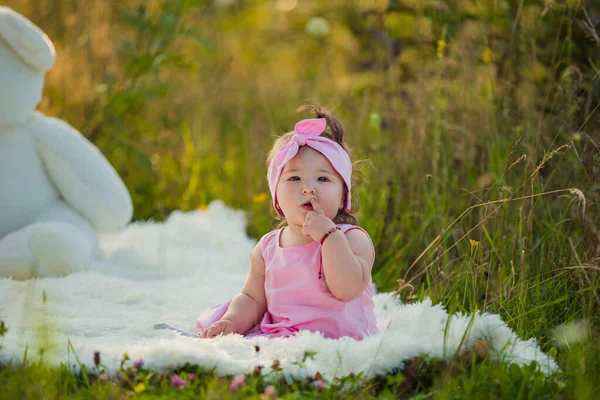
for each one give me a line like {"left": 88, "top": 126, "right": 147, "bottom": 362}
{"left": 276, "top": 147, "right": 345, "bottom": 226}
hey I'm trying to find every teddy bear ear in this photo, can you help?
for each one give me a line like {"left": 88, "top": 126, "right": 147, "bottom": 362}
{"left": 0, "top": 6, "right": 55, "bottom": 72}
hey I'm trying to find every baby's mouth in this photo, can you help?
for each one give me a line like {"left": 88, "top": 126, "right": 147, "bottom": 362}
{"left": 301, "top": 202, "right": 314, "bottom": 211}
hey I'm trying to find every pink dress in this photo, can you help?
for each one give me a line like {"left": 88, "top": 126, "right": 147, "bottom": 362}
{"left": 196, "top": 224, "right": 378, "bottom": 340}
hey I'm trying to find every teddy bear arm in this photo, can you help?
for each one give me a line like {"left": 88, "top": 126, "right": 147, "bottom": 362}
{"left": 29, "top": 113, "right": 133, "bottom": 232}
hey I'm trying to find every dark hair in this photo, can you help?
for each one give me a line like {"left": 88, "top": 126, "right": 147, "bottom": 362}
{"left": 266, "top": 105, "right": 359, "bottom": 225}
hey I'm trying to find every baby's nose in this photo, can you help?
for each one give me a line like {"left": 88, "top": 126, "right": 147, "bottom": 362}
{"left": 302, "top": 187, "right": 316, "bottom": 194}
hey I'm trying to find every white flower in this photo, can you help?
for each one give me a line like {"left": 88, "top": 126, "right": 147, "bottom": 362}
{"left": 551, "top": 319, "right": 589, "bottom": 347}
{"left": 306, "top": 17, "right": 330, "bottom": 37}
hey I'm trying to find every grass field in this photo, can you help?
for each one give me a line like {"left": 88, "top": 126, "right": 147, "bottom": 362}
{"left": 1, "top": 0, "right": 599, "bottom": 398}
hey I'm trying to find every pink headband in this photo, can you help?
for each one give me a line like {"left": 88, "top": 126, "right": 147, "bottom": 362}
{"left": 267, "top": 118, "right": 352, "bottom": 216}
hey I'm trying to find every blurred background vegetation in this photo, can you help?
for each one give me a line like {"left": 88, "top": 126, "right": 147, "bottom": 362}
{"left": 4, "top": 0, "right": 600, "bottom": 333}
{"left": 2, "top": 0, "right": 600, "bottom": 397}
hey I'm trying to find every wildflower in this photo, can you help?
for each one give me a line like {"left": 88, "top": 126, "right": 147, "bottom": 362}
{"left": 133, "top": 359, "right": 144, "bottom": 369}
{"left": 188, "top": 373, "right": 196, "bottom": 381}
{"left": 170, "top": 374, "right": 187, "bottom": 388}
{"left": 93, "top": 351, "right": 101, "bottom": 368}
{"left": 198, "top": 204, "right": 208, "bottom": 211}
{"left": 482, "top": 47, "right": 493, "bottom": 64}
{"left": 263, "top": 385, "right": 277, "bottom": 398}
{"left": 551, "top": 319, "right": 589, "bottom": 347}
{"left": 436, "top": 39, "right": 446, "bottom": 59}
{"left": 253, "top": 192, "right": 269, "bottom": 203}
{"left": 314, "top": 379, "right": 325, "bottom": 390}
{"left": 271, "top": 359, "right": 282, "bottom": 372}
{"left": 119, "top": 353, "right": 130, "bottom": 371}
{"left": 470, "top": 239, "right": 479, "bottom": 247}
{"left": 99, "top": 373, "right": 110, "bottom": 381}
{"left": 133, "top": 382, "right": 146, "bottom": 393}
{"left": 229, "top": 374, "right": 247, "bottom": 393}
{"left": 306, "top": 16, "right": 330, "bottom": 37}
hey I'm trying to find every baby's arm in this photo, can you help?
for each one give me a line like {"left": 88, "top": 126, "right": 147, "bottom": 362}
{"left": 320, "top": 228, "right": 374, "bottom": 301}
{"left": 199, "top": 244, "right": 267, "bottom": 338}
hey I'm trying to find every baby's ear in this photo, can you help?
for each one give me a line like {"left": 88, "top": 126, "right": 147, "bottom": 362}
{"left": 0, "top": 7, "right": 56, "bottom": 72}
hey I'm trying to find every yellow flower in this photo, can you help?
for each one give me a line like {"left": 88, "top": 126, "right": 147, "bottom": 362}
{"left": 253, "top": 192, "right": 269, "bottom": 204}
{"left": 134, "top": 382, "right": 146, "bottom": 393}
{"left": 470, "top": 239, "right": 479, "bottom": 247}
{"left": 482, "top": 47, "right": 493, "bottom": 64}
{"left": 198, "top": 204, "right": 208, "bottom": 211}
{"left": 436, "top": 39, "right": 447, "bottom": 59}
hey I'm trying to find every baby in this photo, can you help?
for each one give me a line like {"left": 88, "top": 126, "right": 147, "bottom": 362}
{"left": 197, "top": 105, "right": 378, "bottom": 340}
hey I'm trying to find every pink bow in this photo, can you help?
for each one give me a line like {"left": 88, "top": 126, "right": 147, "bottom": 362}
{"left": 293, "top": 118, "right": 327, "bottom": 146}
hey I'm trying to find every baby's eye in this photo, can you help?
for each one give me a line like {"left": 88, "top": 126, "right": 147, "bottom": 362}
{"left": 288, "top": 176, "right": 300, "bottom": 181}
{"left": 318, "top": 177, "right": 330, "bottom": 182}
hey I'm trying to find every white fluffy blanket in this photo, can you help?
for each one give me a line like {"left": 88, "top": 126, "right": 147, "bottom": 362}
{"left": 0, "top": 201, "right": 558, "bottom": 380}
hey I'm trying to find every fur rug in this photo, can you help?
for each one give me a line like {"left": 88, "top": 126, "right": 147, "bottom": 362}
{"left": 0, "top": 201, "right": 558, "bottom": 380}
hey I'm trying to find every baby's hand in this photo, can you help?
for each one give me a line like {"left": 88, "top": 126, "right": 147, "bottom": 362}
{"left": 199, "top": 319, "right": 237, "bottom": 339}
{"left": 302, "top": 199, "right": 336, "bottom": 242}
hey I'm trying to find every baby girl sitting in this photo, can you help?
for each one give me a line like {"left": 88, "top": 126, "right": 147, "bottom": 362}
{"left": 197, "top": 105, "right": 377, "bottom": 340}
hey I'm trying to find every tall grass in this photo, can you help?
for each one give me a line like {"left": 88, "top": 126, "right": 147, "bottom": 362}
{"left": 1, "top": 0, "right": 599, "bottom": 398}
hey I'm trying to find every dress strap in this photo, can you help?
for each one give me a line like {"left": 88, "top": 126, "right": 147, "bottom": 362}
{"left": 337, "top": 224, "right": 375, "bottom": 263}
{"left": 257, "top": 229, "right": 279, "bottom": 261}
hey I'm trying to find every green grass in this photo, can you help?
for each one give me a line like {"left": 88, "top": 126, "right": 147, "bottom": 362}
{"left": 1, "top": 340, "right": 599, "bottom": 399}
{"left": 1, "top": 0, "right": 599, "bottom": 398}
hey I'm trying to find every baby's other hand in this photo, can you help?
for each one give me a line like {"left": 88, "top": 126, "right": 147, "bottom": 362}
{"left": 199, "top": 319, "right": 237, "bottom": 339}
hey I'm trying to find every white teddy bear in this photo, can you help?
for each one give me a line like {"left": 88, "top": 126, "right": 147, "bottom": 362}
{"left": 0, "top": 6, "right": 133, "bottom": 280}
